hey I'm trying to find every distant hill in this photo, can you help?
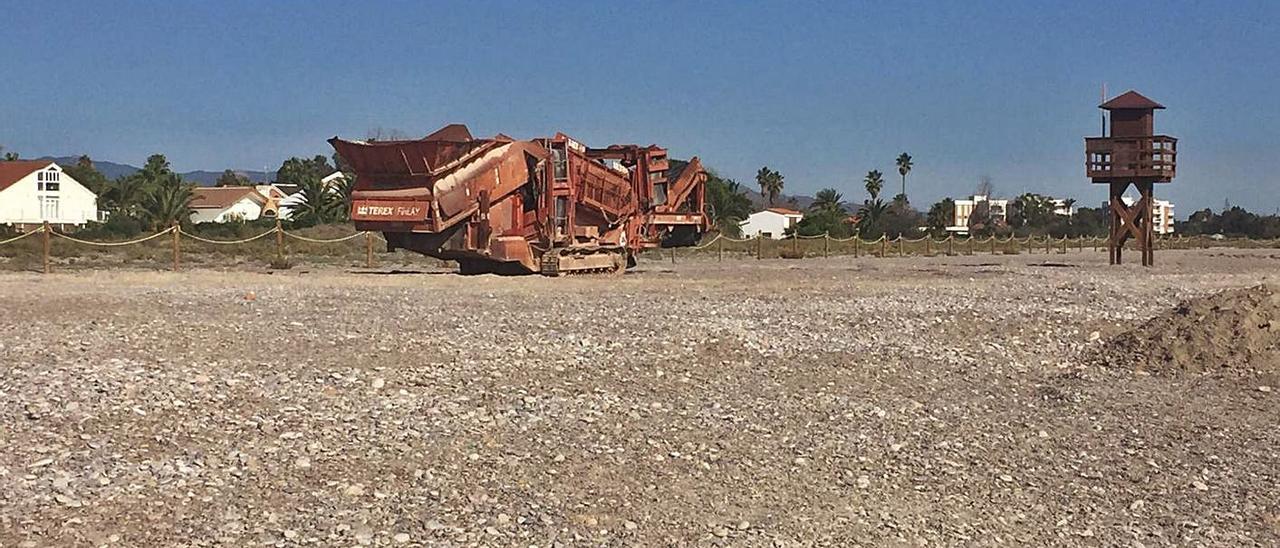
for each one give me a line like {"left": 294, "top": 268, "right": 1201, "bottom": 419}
{"left": 740, "top": 187, "right": 816, "bottom": 211}
{"left": 40, "top": 156, "right": 274, "bottom": 186}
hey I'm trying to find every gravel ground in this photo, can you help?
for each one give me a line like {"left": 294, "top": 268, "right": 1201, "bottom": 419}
{"left": 1, "top": 249, "right": 1278, "bottom": 547}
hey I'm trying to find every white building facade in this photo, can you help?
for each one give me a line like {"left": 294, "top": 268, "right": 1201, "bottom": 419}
{"left": 948, "top": 195, "right": 1008, "bottom": 234}
{"left": 739, "top": 208, "right": 804, "bottom": 239}
{"left": 1120, "top": 196, "right": 1175, "bottom": 235}
{"left": 189, "top": 187, "right": 269, "bottom": 223}
{"left": 0, "top": 161, "right": 101, "bottom": 230}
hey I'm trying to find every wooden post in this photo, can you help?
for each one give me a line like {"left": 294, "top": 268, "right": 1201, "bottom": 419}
{"left": 947, "top": 236, "right": 953, "bottom": 256}
{"left": 925, "top": 237, "right": 931, "bottom": 257}
{"left": 991, "top": 237, "right": 997, "bottom": 255}
{"left": 41, "top": 221, "right": 51, "bottom": 274}
{"left": 275, "top": 219, "right": 284, "bottom": 262}
{"left": 1045, "top": 237, "right": 1051, "bottom": 254}
{"left": 1061, "top": 237, "right": 1067, "bottom": 254}
{"left": 853, "top": 236, "right": 860, "bottom": 258}
{"left": 670, "top": 246, "right": 676, "bottom": 264}
{"left": 880, "top": 236, "right": 887, "bottom": 258}
{"left": 823, "top": 233, "right": 829, "bottom": 258}
{"left": 756, "top": 236, "right": 762, "bottom": 260}
{"left": 171, "top": 221, "right": 180, "bottom": 271}
{"left": 792, "top": 234, "right": 799, "bottom": 256}
{"left": 717, "top": 236, "right": 724, "bottom": 262}
{"left": 365, "top": 231, "right": 374, "bottom": 268}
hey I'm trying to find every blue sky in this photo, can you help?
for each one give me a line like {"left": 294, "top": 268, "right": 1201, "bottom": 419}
{"left": 2, "top": 0, "right": 1277, "bottom": 214}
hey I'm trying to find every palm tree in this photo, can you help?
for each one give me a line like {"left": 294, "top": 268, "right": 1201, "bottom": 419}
{"left": 140, "top": 173, "right": 194, "bottom": 231}
{"left": 895, "top": 152, "right": 913, "bottom": 199}
{"left": 289, "top": 177, "right": 345, "bottom": 227}
{"left": 856, "top": 198, "right": 889, "bottom": 238}
{"left": 756, "top": 167, "right": 772, "bottom": 204}
{"left": 1062, "top": 198, "right": 1077, "bottom": 217}
{"left": 104, "top": 175, "right": 151, "bottom": 216}
{"left": 756, "top": 167, "right": 785, "bottom": 205}
{"left": 707, "top": 177, "right": 752, "bottom": 237}
{"left": 863, "top": 170, "right": 884, "bottom": 201}
{"left": 811, "top": 188, "right": 844, "bottom": 213}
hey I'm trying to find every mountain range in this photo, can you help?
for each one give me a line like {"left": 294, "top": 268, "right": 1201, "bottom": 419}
{"left": 39, "top": 156, "right": 275, "bottom": 186}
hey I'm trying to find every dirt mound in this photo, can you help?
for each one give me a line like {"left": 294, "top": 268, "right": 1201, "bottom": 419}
{"left": 1100, "top": 284, "right": 1280, "bottom": 374}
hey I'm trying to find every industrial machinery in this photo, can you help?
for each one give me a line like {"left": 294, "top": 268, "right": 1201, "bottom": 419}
{"left": 330, "top": 124, "right": 708, "bottom": 275}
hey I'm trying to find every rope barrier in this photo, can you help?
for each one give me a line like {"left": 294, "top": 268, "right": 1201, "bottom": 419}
{"left": 180, "top": 227, "right": 280, "bottom": 245}
{"left": 0, "top": 229, "right": 44, "bottom": 246}
{"left": 281, "top": 230, "right": 368, "bottom": 244}
{"left": 689, "top": 234, "right": 724, "bottom": 250}
{"left": 52, "top": 227, "right": 175, "bottom": 247}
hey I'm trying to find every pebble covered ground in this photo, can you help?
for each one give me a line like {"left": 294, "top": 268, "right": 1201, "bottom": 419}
{"left": 1, "top": 249, "right": 1278, "bottom": 547}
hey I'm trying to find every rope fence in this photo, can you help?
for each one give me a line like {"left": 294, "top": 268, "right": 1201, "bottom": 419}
{"left": 657, "top": 231, "right": 1279, "bottom": 263}
{"left": 2, "top": 220, "right": 1277, "bottom": 273}
{"left": 0, "top": 220, "right": 381, "bottom": 273}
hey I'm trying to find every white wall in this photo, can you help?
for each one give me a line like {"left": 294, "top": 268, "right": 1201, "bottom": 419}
{"left": 189, "top": 197, "right": 264, "bottom": 223}
{"left": 739, "top": 211, "right": 802, "bottom": 239}
{"left": 0, "top": 164, "right": 99, "bottom": 225}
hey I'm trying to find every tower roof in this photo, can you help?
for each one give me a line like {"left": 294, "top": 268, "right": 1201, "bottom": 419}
{"left": 1100, "top": 90, "right": 1165, "bottom": 110}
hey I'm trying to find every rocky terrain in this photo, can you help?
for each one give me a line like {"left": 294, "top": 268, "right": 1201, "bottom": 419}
{"left": 1, "top": 249, "right": 1278, "bottom": 547}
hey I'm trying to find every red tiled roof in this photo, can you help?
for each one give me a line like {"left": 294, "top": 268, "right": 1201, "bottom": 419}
{"left": 0, "top": 160, "right": 55, "bottom": 192}
{"left": 765, "top": 207, "right": 803, "bottom": 216}
{"left": 1100, "top": 90, "right": 1164, "bottom": 110}
{"left": 191, "top": 187, "right": 267, "bottom": 209}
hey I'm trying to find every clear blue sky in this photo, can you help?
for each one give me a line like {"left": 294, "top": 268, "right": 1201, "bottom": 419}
{"left": 2, "top": 0, "right": 1277, "bottom": 214}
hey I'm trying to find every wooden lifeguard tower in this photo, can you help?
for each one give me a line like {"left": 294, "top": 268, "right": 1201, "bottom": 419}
{"left": 1085, "top": 90, "right": 1177, "bottom": 266}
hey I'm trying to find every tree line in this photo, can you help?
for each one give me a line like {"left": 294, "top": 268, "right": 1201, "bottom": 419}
{"left": 702, "top": 154, "right": 1280, "bottom": 241}
{"left": 1, "top": 146, "right": 355, "bottom": 236}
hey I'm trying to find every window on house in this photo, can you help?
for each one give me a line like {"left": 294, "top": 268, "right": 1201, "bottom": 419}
{"left": 41, "top": 196, "right": 60, "bottom": 220}
{"left": 37, "top": 170, "right": 60, "bottom": 192}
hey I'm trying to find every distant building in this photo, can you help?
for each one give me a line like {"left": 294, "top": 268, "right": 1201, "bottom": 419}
{"left": 190, "top": 186, "right": 269, "bottom": 223}
{"left": 739, "top": 207, "right": 804, "bottom": 239}
{"left": 1050, "top": 198, "right": 1075, "bottom": 218}
{"left": 947, "top": 195, "right": 1008, "bottom": 234}
{"left": 320, "top": 171, "right": 347, "bottom": 188}
{"left": 1118, "top": 196, "right": 1175, "bottom": 234}
{"left": 258, "top": 172, "right": 346, "bottom": 220}
{"left": 255, "top": 184, "right": 296, "bottom": 219}
{"left": 0, "top": 160, "right": 102, "bottom": 231}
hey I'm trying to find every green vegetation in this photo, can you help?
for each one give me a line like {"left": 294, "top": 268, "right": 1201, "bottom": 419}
{"left": 704, "top": 169, "right": 752, "bottom": 237}
{"left": 755, "top": 166, "right": 784, "bottom": 205}
{"left": 1178, "top": 207, "right": 1280, "bottom": 239}
{"left": 215, "top": 169, "right": 250, "bottom": 187}
{"left": 895, "top": 152, "right": 913, "bottom": 199}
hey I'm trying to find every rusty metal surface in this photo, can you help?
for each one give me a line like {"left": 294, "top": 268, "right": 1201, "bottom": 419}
{"left": 331, "top": 124, "right": 708, "bottom": 275}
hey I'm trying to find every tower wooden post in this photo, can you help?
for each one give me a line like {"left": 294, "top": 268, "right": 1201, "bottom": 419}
{"left": 1087, "top": 91, "right": 1176, "bottom": 267}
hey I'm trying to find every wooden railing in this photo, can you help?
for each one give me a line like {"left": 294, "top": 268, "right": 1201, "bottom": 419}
{"left": 1085, "top": 135, "right": 1177, "bottom": 180}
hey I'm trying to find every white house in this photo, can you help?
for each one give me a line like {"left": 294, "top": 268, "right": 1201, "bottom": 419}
{"left": 258, "top": 172, "right": 345, "bottom": 220}
{"left": 0, "top": 160, "right": 101, "bottom": 231}
{"left": 739, "top": 207, "right": 804, "bottom": 239}
{"left": 947, "top": 195, "right": 1008, "bottom": 234}
{"left": 189, "top": 186, "right": 269, "bottom": 223}
{"left": 1050, "top": 198, "right": 1075, "bottom": 218}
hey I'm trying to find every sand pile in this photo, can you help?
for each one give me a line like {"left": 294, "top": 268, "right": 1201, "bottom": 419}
{"left": 1101, "top": 284, "right": 1280, "bottom": 374}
